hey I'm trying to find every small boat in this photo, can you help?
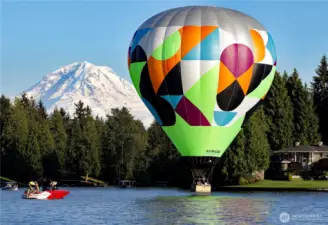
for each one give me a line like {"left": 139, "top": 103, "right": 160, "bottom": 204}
{"left": 22, "top": 190, "right": 70, "bottom": 200}
{"left": 119, "top": 180, "right": 136, "bottom": 188}
{"left": 1, "top": 182, "right": 18, "bottom": 191}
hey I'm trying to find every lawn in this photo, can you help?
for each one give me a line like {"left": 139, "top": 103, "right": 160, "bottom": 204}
{"left": 80, "top": 176, "right": 108, "bottom": 186}
{"left": 225, "top": 179, "right": 328, "bottom": 189}
{"left": 0, "top": 176, "right": 26, "bottom": 185}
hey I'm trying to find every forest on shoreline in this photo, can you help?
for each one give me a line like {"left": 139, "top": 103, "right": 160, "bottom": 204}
{"left": 1, "top": 55, "right": 327, "bottom": 187}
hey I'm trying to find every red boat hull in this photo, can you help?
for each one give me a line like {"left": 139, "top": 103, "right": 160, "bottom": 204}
{"left": 23, "top": 190, "right": 70, "bottom": 200}
{"left": 47, "top": 190, "right": 70, "bottom": 199}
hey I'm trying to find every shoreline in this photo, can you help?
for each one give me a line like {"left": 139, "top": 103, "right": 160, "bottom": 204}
{"left": 3, "top": 184, "right": 328, "bottom": 192}
{"left": 3, "top": 175, "right": 328, "bottom": 192}
{"left": 52, "top": 185, "right": 328, "bottom": 193}
{"left": 213, "top": 187, "right": 328, "bottom": 192}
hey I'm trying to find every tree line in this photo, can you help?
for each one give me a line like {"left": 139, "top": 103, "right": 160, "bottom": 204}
{"left": 1, "top": 55, "right": 327, "bottom": 187}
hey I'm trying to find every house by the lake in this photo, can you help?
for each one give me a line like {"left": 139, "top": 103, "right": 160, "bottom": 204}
{"left": 270, "top": 141, "right": 328, "bottom": 171}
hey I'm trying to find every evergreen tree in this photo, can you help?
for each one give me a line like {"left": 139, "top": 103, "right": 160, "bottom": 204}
{"left": 131, "top": 121, "right": 149, "bottom": 184}
{"left": 21, "top": 98, "right": 55, "bottom": 178}
{"left": 311, "top": 55, "right": 328, "bottom": 143}
{"left": 37, "top": 100, "right": 48, "bottom": 120}
{"left": 49, "top": 109, "right": 68, "bottom": 177}
{"left": 218, "top": 129, "right": 247, "bottom": 183}
{"left": 67, "top": 101, "right": 101, "bottom": 179}
{"left": 38, "top": 119, "right": 55, "bottom": 162}
{"left": 218, "top": 107, "right": 270, "bottom": 183}
{"left": 303, "top": 83, "right": 321, "bottom": 143}
{"left": 0, "top": 95, "right": 12, "bottom": 164}
{"left": 145, "top": 121, "right": 179, "bottom": 185}
{"left": 243, "top": 107, "right": 270, "bottom": 172}
{"left": 282, "top": 70, "right": 289, "bottom": 83}
{"left": 101, "top": 117, "right": 116, "bottom": 182}
{"left": 74, "top": 101, "right": 87, "bottom": 123}
{"left": 59, "top": 107, "right": 70, "bottom": 124}
{"left": 286, "top": 69, "right": 308, "bottom": 143}
{"left": 67, "top": 118, "right": 82, "bottom": 174}
{"left": 25, "top": 131, "right": 43, "bottom": 177}
{"left": 264, "top": 72, "right": 293, "bottom": 150}
{"left": 95, "top": 116, "right": 105, "bottom": 176}
{"left": 84, "top": 113, "right": 101, "bottom": 179}
{"left": 20, "top": 92, "right": 32, "bottom": 109}
{"left": 0, "top": 95, "right": 11, "bottom": 138}
{"left": 1, "top": 96, "right": 14, "bottom": 178}
{"left": 103, "top": 107, "right": 142, "bottom": 182}
{"left": 3, "top": 99, "right": 43, "bottom": 181}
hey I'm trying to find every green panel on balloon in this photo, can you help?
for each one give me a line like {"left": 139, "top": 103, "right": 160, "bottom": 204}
{"left": 184, "top": 64, "right": 219, "bottom": 123}
{"left": 152, "top": 31, "right": 181, "bottom": 60}
{"left": 129, "top": 62, "right": 146, "bottom": 97}
{"left": 162, "top": 114, "right": 245, "bottom": 157}
{"left": 247, "top": 67, "right": 275, "bottom": 98}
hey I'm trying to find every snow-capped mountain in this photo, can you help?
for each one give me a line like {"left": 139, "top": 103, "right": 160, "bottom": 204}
{"left": 22, "top": 61, "right": 154, "bottom": 128}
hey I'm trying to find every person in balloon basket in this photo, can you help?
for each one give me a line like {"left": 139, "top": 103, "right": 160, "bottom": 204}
{"left": 200, "top": 177, "right": 208, "bottom": 185}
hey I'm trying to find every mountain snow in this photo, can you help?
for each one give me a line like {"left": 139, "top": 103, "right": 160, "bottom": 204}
{"left": 22, "top": 61, "right": 154, "bottom": 128}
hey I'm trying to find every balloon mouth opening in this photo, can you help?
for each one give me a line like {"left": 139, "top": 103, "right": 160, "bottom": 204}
{"left": 180, "top": 156, "right": 220, "bottom": 184}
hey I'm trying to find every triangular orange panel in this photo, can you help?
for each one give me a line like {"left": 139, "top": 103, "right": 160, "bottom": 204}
{"left": 201, "top": 26, "right": 218, "bottom": 39}
{"left": 148, "top": 48, "right": 181, "bottom": 94}
{"left": 217, "top": 62, "right": 236, "bottom": 94}
{"left": 179, "top": 26, "right": 218, "bottom": 59}
{"left": 237, "top": 65, "right": 253, "bottom": 95}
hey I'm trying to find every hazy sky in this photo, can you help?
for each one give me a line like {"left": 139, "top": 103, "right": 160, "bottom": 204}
{"left": 1, "top": 0, "right": 327, "bottom": 97}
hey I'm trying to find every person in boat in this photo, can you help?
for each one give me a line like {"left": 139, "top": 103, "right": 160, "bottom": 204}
{"left": 49, "top": 181, "right": 57, "bottom": 190}
{"left": 27, "top": 181, "right": 39, "bottom": 194}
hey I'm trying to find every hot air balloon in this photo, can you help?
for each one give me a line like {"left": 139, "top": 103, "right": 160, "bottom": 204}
{"left": 128, "top": 6, "right": 277, "bottom": 193}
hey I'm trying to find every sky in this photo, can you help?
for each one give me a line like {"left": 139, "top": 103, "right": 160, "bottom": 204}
{"left": 1, "top": 0, "right": 327, "bottom": 97}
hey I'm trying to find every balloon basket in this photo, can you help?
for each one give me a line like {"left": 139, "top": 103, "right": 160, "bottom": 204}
{"left": 180, "top": 156, "right": 219, "bottom": 196}
{"left": 191, "top": 183, "right": 212, "bottom": 195}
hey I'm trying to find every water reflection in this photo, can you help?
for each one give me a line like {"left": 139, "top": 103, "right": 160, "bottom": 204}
{"left": 1, "top": 188, "right": 327, "bottom": 225}
{"left": 136, "top": 195, "right": 271, "bottom": 224}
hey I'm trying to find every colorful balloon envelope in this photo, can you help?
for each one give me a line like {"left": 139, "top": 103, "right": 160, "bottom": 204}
{"left": 128, "top": 6, "right": 276, "bottom": 165}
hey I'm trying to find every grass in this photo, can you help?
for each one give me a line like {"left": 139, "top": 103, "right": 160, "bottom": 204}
{"left": 0, "top": 176, "right": 15, "bottom": 182}
{"left": 1, "top": 175, "right": 109, "bottom": 187}
{"left": 225, "top": 179, "right": 328, "bottom": 189}
{"left": 0, "top": 176, "right": 26, "bottom": 185}
{"left": 80, "top": 176, "right": 108, "bottom": 186}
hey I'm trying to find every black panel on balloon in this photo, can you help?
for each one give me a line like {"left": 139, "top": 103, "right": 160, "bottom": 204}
{"left": 130, "top": 45, "right": 147, "bottom": 63}
{"left": 242, "top": 99, "right": 264, "bottom": 127}
{"left": 140, "top": 63, "right": 155, "bottom": 99}
{"left": 262, "top": 65, "right": 273, "bottom": 80}
{"left": 216, "top": 81, "right": 244, "bottom": 111}
{"left": 247, "top": 64, "right": 273, "bottom": 94}
{"left": 157, "top": 62, "right": 183, "bottom": 96}
{"left": 150, "top": 97, "right": 176, "bottom": 126}
{"left": 139, "top": 63, "right": 176, "bottom": 126}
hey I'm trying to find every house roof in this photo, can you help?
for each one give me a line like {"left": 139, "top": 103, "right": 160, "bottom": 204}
{"left": 274, "top": 144, "right": 328, "bottom": 153}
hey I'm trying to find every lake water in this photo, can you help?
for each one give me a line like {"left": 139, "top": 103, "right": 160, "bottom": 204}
{"left": 1, "top": 187, "right": 327, "bottom": 225}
